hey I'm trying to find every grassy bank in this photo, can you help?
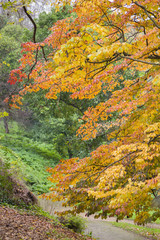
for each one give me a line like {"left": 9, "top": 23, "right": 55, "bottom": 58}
{"left": 0, "top": 121, "right": 61, "bottom": 194}
{"left": 111, "top": 221, "right": 160, "bottom": 240}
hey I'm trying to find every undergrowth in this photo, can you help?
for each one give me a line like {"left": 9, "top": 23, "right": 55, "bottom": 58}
{"left": 0, "top": 121, "right": 61, "bottom": 194}
{"left": 0, "top": 201, "right": 87, "bottom": 235}
{"left": 59, "top": 215, "right": 86, "bottom": 233}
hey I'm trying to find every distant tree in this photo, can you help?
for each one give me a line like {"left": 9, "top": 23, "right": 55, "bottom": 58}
{"left": 0, "top": 21, "right": 24, "bottom": 132}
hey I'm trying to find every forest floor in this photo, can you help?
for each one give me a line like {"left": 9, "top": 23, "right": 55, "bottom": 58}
{"left": 0, "top": 205, "right": 92, "bottom": 240}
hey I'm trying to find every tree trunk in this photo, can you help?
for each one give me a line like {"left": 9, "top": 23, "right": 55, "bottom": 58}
{"left": 68, "top": 147, "right": 73, "bottom": 158}
{"left": 3, "top": 117, "right": 9, "bottom": 134}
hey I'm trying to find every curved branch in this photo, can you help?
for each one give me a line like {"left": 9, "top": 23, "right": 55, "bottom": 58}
{"left": 23, "top": 6, "right": 37, "bottom": 43}
{"left": 133, "top": 1, "right": 160, "bottom": 29}
{"left": 27, "top": 48, "right": 39, "bottom": 80}
{"left": 60, "top": 94, "right": 84, "bottom": 115}
{"left": 122, "top": 56, "right": 160, "bottom": 66}
{"left": 84, "top": 151, "right": 138, "bottom": 182}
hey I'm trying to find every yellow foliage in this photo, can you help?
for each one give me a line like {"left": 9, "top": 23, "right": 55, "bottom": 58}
{"left": 0, "top": 112, "right": 8, "bottom": 118}
{"left": 6, "top": 0, "right": 160, "bottom": 224}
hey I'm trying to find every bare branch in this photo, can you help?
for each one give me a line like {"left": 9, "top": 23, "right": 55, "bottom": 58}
{"left": 41, "top": 46, "right": 48, "bottom": 61}
{"left": 23, "top": 6, "right": 37, "bottom": 43}
{"left": 122, "top": 56, "right": 160, "bottom": 66}
{"left": 133, "top": 1, "right": 160, "bottom": 29}
{"left": 60, "top": 94, "right": 84, "bottom": 115}
{"left": 27, "top": 48, "right": 39, "bottom": 82}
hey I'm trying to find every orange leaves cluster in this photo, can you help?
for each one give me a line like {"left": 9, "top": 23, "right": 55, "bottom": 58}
{"left": 8, "top": 68, "right": 27, "bottom": 85}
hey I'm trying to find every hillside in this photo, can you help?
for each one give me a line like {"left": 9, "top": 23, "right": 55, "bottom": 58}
{"left": 0, "top": 121, "right": 61, "bottom": 196}
{"left": 0, "top": 205, "right": 92, "bottom": 240}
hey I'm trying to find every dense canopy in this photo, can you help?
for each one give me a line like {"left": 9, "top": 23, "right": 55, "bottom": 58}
{"left": 4, "top": 0, "right": 160, "bottom": 224}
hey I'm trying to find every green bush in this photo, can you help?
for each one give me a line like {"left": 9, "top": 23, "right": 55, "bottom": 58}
{"left": 59, "top": 215, "right": 86, "bottom": 233}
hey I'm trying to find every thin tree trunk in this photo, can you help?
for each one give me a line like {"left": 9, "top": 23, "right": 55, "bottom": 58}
{"left": 68, "top": 147, "right": 73, "bottom": 158}
{"left": 3, "top": 117, "right": 9, "bottom": 134}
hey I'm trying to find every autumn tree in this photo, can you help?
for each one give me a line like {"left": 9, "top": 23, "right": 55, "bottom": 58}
{"left": 0, "top": 17, "right": 27, "bottom": 132}
{"left": 4, "top": 0, "right": 160, "bottom": 224}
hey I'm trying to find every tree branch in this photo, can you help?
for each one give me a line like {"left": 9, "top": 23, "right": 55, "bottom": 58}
{"left": 23, "top": 6, "right": 37, "bottom": 43}
{"left": 122, "top": 56, "right": 160, "bottom": 66}
{"left": 41, "top": 46, "right": 48, "bottom": 61}
{"left": 27, "top": 48, "right": 39, "bottom": 82}
{"left": 133, "top": 1, "right": 160, "bottom": 29}
{"left": 60, "top": 94, "right": 84, "bottom": 115}
{"left": 84, "top": 151, "right": 138, "bottom": 183}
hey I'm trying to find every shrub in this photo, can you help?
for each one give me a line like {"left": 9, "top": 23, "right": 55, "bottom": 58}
{"left": 0, "top": 159, "right": 14, "bottom": 204}
{"left": 59, "top": 214, "right": 86, "bottom": 233}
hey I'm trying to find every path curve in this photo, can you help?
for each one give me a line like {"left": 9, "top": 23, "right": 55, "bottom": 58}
{"left": 84, "top": 219, "right": 145, "bottom": 240}
{"left": 38, "top": 199, "right": 147, "bottom": 240}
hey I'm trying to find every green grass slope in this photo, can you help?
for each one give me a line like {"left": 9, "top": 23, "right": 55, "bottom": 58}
{"left": 0, "top": 121, "right": 61, "bottom": 194}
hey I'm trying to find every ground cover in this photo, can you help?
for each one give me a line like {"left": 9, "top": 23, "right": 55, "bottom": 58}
{"left": 0, "top": 121, "right": 60, "bottom": 194}
{"left": 0, "top": 205, "right": 93, "bottom": 240}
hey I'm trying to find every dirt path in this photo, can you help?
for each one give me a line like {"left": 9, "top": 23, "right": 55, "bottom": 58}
{"left": 80, "top": 212, "right": 160, "bottom": 229}
{"left": 38, "top": 199, "right": 147, "bottom": 240}
{"left": 84, "top": 219, "right": 146, "bottom": 240}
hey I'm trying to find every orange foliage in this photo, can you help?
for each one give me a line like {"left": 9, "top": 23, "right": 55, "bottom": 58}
{"left": 8, "top": 0, "right": 160, "bottom": 224}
